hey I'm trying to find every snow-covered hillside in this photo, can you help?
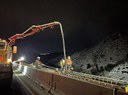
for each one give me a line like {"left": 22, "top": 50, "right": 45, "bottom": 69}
{"left": 71, "top": 32, "right": 128, "bottom": 76}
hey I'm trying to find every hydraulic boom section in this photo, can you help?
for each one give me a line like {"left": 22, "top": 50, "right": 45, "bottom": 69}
{"left": 9, "top": 21, "right": 67, "bottom": 61}
{"left": 8, "top": 21, "right": 60, "bottom": 46}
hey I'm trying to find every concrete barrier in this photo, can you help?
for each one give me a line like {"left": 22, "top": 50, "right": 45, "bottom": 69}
{"left": 51, "top": 74, "right": 114, "bottom": 95}
{"left": 21, "top": 66, "right": 53, "bottom": 91}
{"left": 17, "top": 64, "right": 128, "bottom": 95}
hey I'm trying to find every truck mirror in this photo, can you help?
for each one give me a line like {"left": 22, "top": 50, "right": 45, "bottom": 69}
{"left": 13, "top": 46, "right": 17, "bottom": 53}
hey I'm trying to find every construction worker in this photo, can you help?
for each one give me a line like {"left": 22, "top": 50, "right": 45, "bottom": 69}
{"left": 59, "top": 59, "right": 66, "bottom": 73}
{"left": 65, "top": 56, "right": 73, "bottom": 72}
{"left": 34, "top": 56, "right": 42, "bottom": 69}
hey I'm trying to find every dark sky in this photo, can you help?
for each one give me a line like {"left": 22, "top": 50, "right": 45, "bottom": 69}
{"left": 0, "top": 0, "right": 127, "bottom": 62}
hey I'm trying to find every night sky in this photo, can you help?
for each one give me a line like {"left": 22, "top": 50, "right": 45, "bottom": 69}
{"left": 0, "top": 0, "right": 127, "bottom": 62}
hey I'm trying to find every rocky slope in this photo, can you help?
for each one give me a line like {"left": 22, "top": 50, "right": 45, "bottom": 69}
{"left": 106, "top": 61, "right": 128, "bottom": 81}
{"left": 71, "top": 32, "right": 128, "bottom": 77}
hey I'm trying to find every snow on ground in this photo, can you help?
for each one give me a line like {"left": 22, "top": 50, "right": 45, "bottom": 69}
{"left": 106, "top": 62, "right": 128, "bottom": 81}
{"left": 70, "top": 32, "right": 128, "bottom": 82}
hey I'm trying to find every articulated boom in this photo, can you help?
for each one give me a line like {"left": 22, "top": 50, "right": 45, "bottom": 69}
{"left": 8, "top": 21, "right": 60, "bottom": 46}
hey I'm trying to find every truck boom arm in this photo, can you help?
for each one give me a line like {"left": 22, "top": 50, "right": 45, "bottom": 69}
{"left": 8, "top": 21, "right": 60, "bottom": 46}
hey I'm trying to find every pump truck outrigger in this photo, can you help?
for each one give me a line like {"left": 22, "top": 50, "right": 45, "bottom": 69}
{"left": 0, "top": 21, "right": 66, "bottom": 88}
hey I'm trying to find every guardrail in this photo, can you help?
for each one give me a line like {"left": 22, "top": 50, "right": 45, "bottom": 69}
{"left": 15, "top": 64, "right": 128, "bottom": 95}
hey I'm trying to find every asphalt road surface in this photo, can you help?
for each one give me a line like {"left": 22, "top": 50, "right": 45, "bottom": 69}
{"left": 0, "top": 70, "right": 52, "bottom": 95}
{"left": 0, "top": 74, "right": 28, "bottom": 95}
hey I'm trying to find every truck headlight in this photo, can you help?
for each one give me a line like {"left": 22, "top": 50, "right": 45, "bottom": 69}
{"left": 7, "top": 58, "right": 12, "bottom": 63}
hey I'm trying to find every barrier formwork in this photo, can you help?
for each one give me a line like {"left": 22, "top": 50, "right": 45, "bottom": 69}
{"left": 24, "top": 66, "right": 53, "bottom": 91}
{"left": 17, "top": 65, "right": 128, "bottom": 95}
{"left": 50, "top": 74, "right": 115, "bottom": 95}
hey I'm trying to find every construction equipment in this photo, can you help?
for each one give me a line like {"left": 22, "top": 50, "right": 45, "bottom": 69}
{"left": 0, "top": 21, "right": 66, "bottom": 88}
{"left": 9, "top": 21, "right": 61, "bottom": 46}
{"left": 9, "top": 21, "right": 66, "bottom": 60}
{"left": 0, "top": 39, "right": 16, "bottom": 88}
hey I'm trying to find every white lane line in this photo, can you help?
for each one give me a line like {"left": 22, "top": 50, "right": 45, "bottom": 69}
{"left": 14, "top": 71, "right": 35, "bottom": 95}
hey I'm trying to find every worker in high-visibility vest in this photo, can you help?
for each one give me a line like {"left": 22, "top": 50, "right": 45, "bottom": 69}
{"left": 65, "top": 56, "right": 73, "bottom": 72}
{"left": 59, "top": 59, "right": 66, "bottom": 72}
{"left": 34, "top": 56, "right": 42, "bottom": 69}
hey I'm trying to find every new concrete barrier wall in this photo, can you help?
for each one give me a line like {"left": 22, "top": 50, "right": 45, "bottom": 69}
{"left": 51, "top": 74, "right": 114, "bottom": 95}
{"left": 34, "top": 70, "right": 53, "bottom": 91}
{"left": 25, "top": 66, "right": 53, "bottom": 91}
{"left": 17, "top": 65, "right": 128, "bottom": 95}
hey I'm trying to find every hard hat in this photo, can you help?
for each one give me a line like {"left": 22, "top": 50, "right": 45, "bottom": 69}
{"left": 71, "top": 67, "right": 73, "bottom": 70}
{"left": 62, "top": 59, "right": 65, "bottom": 62}
{"left": 37, "top": 56, "right": 40, "bottom": 60}
{"left": 67, "top": 56, "right": 71, "bottom": 59}
{"left": 56, "top": 68, "right": 59, "bottom": 71}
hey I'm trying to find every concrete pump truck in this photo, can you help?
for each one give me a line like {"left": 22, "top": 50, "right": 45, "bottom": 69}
{"left": 0, "top": 21, "right": 66, "bottom": 88}
{"left": 0, "top": 39, "right": 17, "bottom": 88}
